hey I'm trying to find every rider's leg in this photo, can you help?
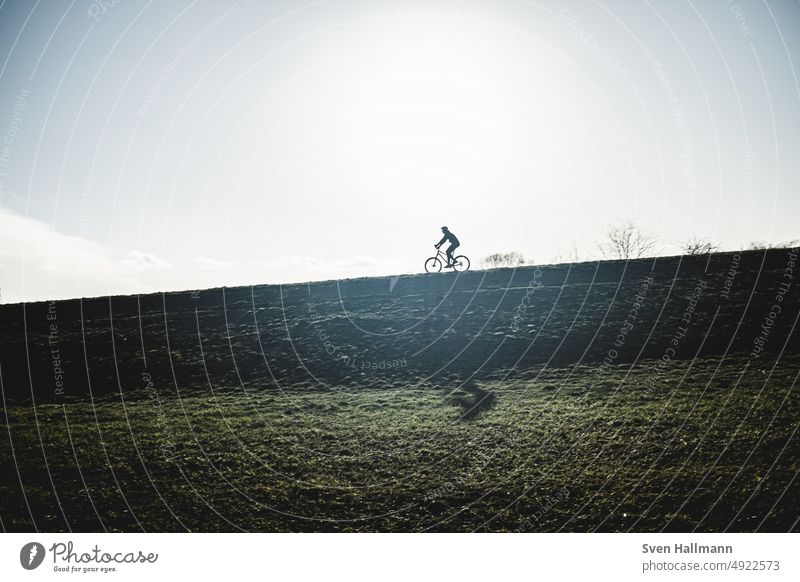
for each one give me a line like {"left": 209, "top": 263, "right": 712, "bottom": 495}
{"left": 446, "top": 243, "right": 459, "bottom": 266}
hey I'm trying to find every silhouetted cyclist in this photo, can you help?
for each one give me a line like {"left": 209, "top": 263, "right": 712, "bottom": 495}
{"left": 435, "top": 226, "right": 460, "bottom": 268}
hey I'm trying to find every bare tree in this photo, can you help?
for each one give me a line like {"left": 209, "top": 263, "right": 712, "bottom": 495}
{"left": 597, "top": 220, "right": 657, "bottom": 260}
{"left": 680, "top": 237, "right": 720, "bottom": 255}
{"left": 552, "top": 243, "right": 580, "bottom": 264}
{"left": 480, "top": 251, "right": 526, "bottom": 268}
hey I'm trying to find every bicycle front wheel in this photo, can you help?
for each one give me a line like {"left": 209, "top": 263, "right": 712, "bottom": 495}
{"left": 424, "top": 257, "right": 442, "bottom": 273}
{"left": 453, "top": 255, "right": 470, "bottom": 272}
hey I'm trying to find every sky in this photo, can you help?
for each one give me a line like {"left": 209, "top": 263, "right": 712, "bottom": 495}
{"left": 0, "top": 0, "right": 798, "bottom": 303}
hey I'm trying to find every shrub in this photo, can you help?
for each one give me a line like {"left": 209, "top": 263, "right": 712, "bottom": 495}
{"left": 480, "top": 251, "right": 526, "bottom": 268}
{"left": 680, "top": 237, "right": 720, "bottom": 255}
{"left": 597, "top": 220, "right": 657, "bottom": 259}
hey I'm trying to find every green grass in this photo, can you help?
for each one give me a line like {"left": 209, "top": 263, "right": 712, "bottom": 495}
{"left": 3, "top": 354, "right": 798, "bottom": 532}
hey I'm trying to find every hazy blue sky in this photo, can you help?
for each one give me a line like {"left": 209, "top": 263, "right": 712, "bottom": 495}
{"left": 0, "top": 0, "right": 798, "bottom": 302}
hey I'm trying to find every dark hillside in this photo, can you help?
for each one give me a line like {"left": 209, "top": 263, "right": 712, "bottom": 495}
{"left": 1, "top": 248, "right": 796, "bottom": 403}
{"left": 2, "top": 248, "right": 798, "bottom": 532}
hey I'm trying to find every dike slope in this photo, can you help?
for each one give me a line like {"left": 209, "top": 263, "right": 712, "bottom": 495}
{"left": 1, "top": 248, "right": 797, "bottom": 403}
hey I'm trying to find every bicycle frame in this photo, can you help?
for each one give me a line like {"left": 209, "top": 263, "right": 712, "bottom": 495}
{"left": 437, "top": 249, "right": 461, "bottom": 265}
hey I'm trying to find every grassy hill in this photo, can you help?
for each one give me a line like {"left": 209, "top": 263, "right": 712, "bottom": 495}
{"left": 1, "top": 248, "right": 798, "bottom": 531}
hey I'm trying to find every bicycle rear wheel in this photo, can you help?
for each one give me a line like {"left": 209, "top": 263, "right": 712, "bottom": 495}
{"left": 424, "top": 257, "right": 442, "bottom": 273}
{"left": 453, "top": 255, "right": 470, "bottom": 272}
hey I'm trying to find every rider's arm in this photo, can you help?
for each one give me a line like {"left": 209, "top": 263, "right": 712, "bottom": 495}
{"left": 435, "top": 235, "right": 447, "bottom": 248}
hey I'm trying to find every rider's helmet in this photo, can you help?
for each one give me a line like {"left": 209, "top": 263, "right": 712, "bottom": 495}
{"left": 441, "top": 226, "right": 448, "bottom": 231}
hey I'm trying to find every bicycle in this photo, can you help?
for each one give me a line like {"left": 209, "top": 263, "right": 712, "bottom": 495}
{"left": 424, "top": 248, "right": 471, "bottom": 273}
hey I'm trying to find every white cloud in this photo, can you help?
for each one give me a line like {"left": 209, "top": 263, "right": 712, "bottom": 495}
{"left": 258, "top": 254, "right": 390, "bottom": 272}
{"left": 0, "top": 208, "right": 158, "bottom": 303}
{"left": 118, "top": 250, "right": 172, "bottom": 272}
{"left": 191, "top": 256, "right": 234, "bottom": 270}
{"left": 0, "top": 208, "right": 408, "bottom": 303}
